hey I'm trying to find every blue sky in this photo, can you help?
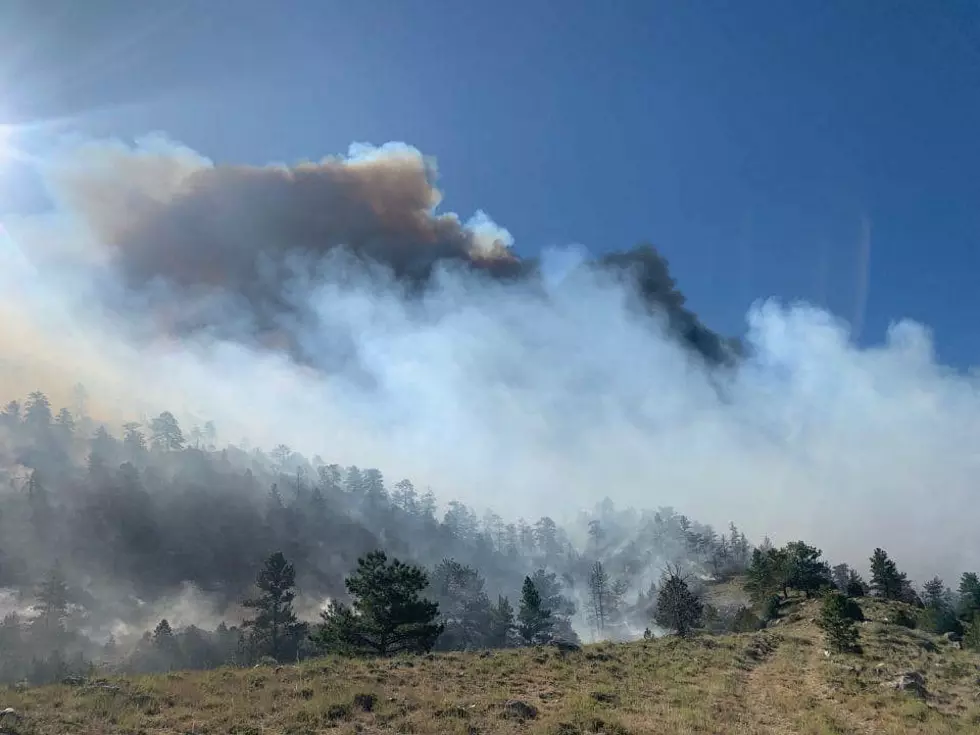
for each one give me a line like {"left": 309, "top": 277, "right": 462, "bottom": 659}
{"left": 3, "top": 1, "right": 980, "bottom": 364}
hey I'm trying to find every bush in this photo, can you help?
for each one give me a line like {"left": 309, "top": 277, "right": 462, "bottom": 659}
{"left": 839, "top": 596, "right": 865, "bottom": 622}
{"left": 964, "top": 613, "right": 980, "bottom": 652}
{"left": 917, "top": 606, "right": 962, "bottom": 635}
{"left": 762, "top": 595, "right": 781, "bottom": 621}
{"left": 892, "top": 608, "right": 917, "bottom": 629}
{"left": 731, "top": 606, "right": 762, "bottom": 632}
{"left": 818, "top": 591, "right": 860, "bottom": 653}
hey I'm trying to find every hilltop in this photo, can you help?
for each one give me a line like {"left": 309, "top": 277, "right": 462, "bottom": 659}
{"left": 2, "top": 597, "right": 979, "bottom": 735}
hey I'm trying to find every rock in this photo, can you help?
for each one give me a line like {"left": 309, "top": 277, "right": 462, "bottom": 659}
{"left": 62, "top": 676, "right": 87, "bottom": 686}
{"left": 502, "top": 699, "right": 538, "bottom": 720}
{"left": 0, "top": 708, "right": 18, "bottom": 721}
{"left": 86, "top": 683, "right": 121, "bottom": 693}
{"left": 883, "top": 671, "right": 926, "bottom": 698}
{"left": 943, "top": 631, "right": 963, "bottom": 643}
{"left": 548, "top": 639, "right": 582, "bottom": 654}
{"left": 823, "top": 650, "right": 831, "bottom": 658}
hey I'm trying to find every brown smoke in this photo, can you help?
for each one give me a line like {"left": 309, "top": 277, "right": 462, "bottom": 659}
{"left": 55, "top": 140, "right": 519, "bottom": 297}
{"left": 44, "top": 137, "right": 729, "bottom": 364}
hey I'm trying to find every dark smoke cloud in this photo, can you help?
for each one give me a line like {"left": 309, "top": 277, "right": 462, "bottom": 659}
{"left": 46, "top": 137, "right": 731, "bottom": 365}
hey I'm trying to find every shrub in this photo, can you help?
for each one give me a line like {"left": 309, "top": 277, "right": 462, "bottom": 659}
{"left": 731, "top": 606, "right": 762, "bottom": 632}
{"left": 818, "top": 591, "right": 860, "bottom": 653}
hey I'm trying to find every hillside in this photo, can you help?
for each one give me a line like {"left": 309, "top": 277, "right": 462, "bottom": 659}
{"left": 2, "top": 598, "right": 978, "bottom": 735}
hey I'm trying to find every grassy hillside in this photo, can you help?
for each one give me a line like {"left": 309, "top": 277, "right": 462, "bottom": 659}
{"left": 2, "top": 598, "right": 979, "bottom": 735}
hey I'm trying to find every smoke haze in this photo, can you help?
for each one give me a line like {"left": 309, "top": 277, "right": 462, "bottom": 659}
{"left": 1, "top": 133, "right": 978, "bottom": 586}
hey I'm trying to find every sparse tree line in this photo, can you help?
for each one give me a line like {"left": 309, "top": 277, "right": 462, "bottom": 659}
{"left": 0, "top": 390, "right": 748, "bottom": 684}
{"left": 10, "top": 391, "right": 977, "bottom": 682}
{"left": 741, "top": 540, "right": 980, "bottom": 655}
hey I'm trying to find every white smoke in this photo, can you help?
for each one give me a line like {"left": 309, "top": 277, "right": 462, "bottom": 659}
{"left": 0, "top": 135, "right": 978, "bottom": 586}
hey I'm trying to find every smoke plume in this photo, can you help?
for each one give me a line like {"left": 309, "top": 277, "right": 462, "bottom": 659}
{"left": 1, "top": 133, "right": 978, "bottom": 589}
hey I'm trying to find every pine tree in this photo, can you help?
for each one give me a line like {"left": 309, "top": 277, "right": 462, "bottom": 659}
{"left": 654, "top": 569, "right": 703, "bottom": 637}
{"left": 24, "top": 391, "right": 53, "bottom": 433}
{"left": 517, "top": 576, "right": 553, "bottom": 644}
{"left": 783, "top": 541, "right": 831, "bottom": 598}
{"left": 869, "top": 548, "right": 905, "bottom": 600}
{"left": 487, "top": 595, "right": 515, "bottom": 648}
{"left": 150, "top": 411, "right": 185, "bottom": 451}
{"left": 152, "top": 618, "right": 181, "bottom": 669}
{"left": 919, "top": 577, "right": 961, "bottom": 635}
{"left": 34, "top": 565, "right": 69, "bottom": 634}
{"left": 845, "top": 570, "right": 868, "bottom": 597}
{"left": 313, "top": 551, "right": 442, "bottom": 656}
{"left": 429, "top": 559, "right": 493, "bottom": 650}
{"left": 922, "top": 577, "right": 946, "bottom": 609}
{"left": 242, "top": 552, "right": 305, "bottom": 662}
{"left": 831, "top": 563, "right": 851, "bottom": 592}
{"left": 964, "top": 612, "right": 980, "bottom": 652}
{"left": 818, "top": 591, "right": 861, "bottom": 653}
{"left": 957, "top": 572, "right": 980, "bottom": 619}
{"left": 122, "top": 422, "right": 147, "bottom": 455}
{"left": 587, "top": 561, "right": 610, "bottom": 638}
{"left": 745, "top": 547, "right": 788, "bottom": 602}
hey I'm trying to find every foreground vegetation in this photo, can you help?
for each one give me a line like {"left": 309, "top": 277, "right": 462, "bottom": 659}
{"left": 2, "top": 597, "right": 979, "bottom": 735}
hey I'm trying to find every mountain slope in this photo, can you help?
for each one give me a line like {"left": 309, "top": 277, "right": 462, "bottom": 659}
{"left": 2, "top": 599, "right": 978, "bottom": 735}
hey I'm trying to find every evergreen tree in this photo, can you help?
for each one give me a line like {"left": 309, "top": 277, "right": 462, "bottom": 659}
{"left": 152, "top": 618, "right": 181, "bottom": 669}
{"left": 784, "top": 541, "right": 832, "bottom": 598}
{"left": 957, "top": 572, "right": 980, "bottom": 619}
{"left": 34, "top": 565, "right": 69, "bottom": 634}
{"left": 487, "top": 595, "right": 516, "bottom": 648}
{"left": 845, "top": 570, "right": 868, "bottom": 598}
{"left": 313, "top": 551, "right": 442, "bottom": 656}
{"left": 122, "top": 422, "right": 147, "bottom": 455}
{"left": 150, "top": 411, "right": 185, "bottom": 452}
{"left": 587, "top": 561, "right": 610, "bottom": 638}
{"left": 818, "top": 591, "right": 861, "bottom": 653}
{"left": 964, "top": 612, "right": 980, "bottom": 652}
{"left": 831, "top": 563, "right": 851, "bottom": 592}
{"left": 922, "top": 577, "right": 947, "bottom": 609}
{"left": 517, "top": 576, "right": 553, "bottom": 644}
{"left": 1, "top": 399, "right": 20, "bottom": 427}
{"left": 242, "top": 552, "right": 305, "bottom": 662}
{"left": 869, "top": 548, "right": 905, "bottom": 601}
{"left": 918, "top": 577, "right": 961, "bottom": 635}
{"left": 429, "top": 559, "right": 493, "bottom": 650}
{"left": 24, "top": 391, "right": 53, "bottom": 433}
{"left": 528, "top": 568, "right": 579, "bottom": 643}
{"left": 745, "top": 547, "right": 788, "bottom": 602}
{"left": 654, "top": 569, "right": 703, "bottom": 637}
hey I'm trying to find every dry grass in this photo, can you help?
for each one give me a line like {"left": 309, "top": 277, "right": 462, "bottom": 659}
{"left": 2, "top": 600, "right": 979, "bottom": 734}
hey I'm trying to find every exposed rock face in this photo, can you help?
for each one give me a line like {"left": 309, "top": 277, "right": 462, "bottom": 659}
{"left": 883, "top": 671, "right": 926, "bottom": 698}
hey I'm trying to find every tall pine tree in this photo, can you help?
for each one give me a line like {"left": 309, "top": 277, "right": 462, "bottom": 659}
{"left": 869, "top": 548, "right": 905, "bottom": 601}
{"left": 654, "top": 569, "right": 703, "bottom": 637}
{"left": 313, "top": 551, "right": 442, "bottom": 656}
{"left": 242, "top": 552, "right": 305, "bottom": 662}
{"left": 517, "top": 576, "right": 553, "bottom": 644}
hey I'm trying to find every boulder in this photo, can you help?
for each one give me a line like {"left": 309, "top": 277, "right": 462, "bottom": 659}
{"left": 502, "top": 699, "right": 538, "bottom": 720}
{"left": 883, "top": 671, "right": 926, "bottom": 698}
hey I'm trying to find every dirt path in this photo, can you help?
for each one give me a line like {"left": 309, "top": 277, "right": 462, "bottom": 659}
{"left": 734, "top": 623, "right": 876, "bottom": 735}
